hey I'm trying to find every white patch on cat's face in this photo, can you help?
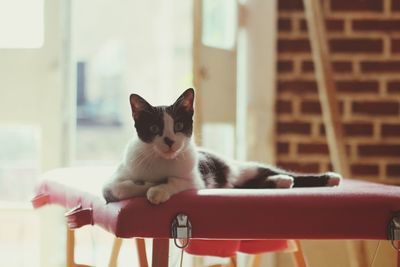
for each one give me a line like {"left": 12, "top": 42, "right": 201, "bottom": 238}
{"left": 152, "top": 111, "right": 189, "bottom": 160}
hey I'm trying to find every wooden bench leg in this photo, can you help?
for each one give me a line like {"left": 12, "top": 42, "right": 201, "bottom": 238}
{"left": 66, "top": 227, "right": 75, "bottom": 267}
{"left": 229, "top": 255, "right": 237, "bottom": 267}
{"left": 247, "top": 255, "right": 262, "bottom": 267}
{"left": 245, "top": 241, "right": 306, "bottom": 267}
{"left": 108, "top": 238, "right": 123, "bottom": 267}
{"left": 397, "top": 241, "right": 400, "bottom": 267}
{"left": 136, "top": 238, "right": 149, "bottom": 267}
{"left": 66, "top": 227, "right": 91, "bottom": 267}
{"left": 108, "top": 238, "right": 148, "bottom": 267}
{"left": 294, "top": 240, "right": 307, "bottom": 267}
{"left": 152, "top": 239, "right": 169, "bottom": 267}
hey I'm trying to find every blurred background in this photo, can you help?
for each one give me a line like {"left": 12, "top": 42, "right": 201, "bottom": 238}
{"left": 0, "top": 0, "right": 399, "bottom": 266}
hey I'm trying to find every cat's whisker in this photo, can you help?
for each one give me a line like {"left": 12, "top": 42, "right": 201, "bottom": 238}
{"left": 134, "top": 149, "right": 154, "bottom": 170}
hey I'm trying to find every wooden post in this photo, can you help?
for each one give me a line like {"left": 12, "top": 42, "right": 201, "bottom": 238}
{"left": 303, "top": 0, "right": 350, "bottom": 178}
{"left": 193, "top": 0, "right": 203, "bottom": 145}
{"left": 244, "top": 0, "right": 278, "bottom": 164}
{"left": 303, "top": 1, "right": 367, "bottom": 267}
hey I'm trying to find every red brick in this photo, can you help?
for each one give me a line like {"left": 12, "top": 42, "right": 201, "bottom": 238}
{"left": 330, "top": 38, "right": 383, "bottom": 54}
{"left": 277, "top": 121, "right": 311, "bottom": 135}
{"left": 302, "top": 61, "right": 353, "bottom": 73}
{"left": 332, "top": 61, "right": 353, "bottom": 73}
{"left": 276, "top": 99, "right": 293, "bottom": 114}
{"left": 278, "top": 18, "right": 292, "bottom": 32}
{"left": 352, "top": 101, "right": 399, "bottom": 116}
{"left": 301, "top": 100, "right": 322, "bottom": 114}
{"left": 301, "top": 61, "right": 313, "bottom": 72}
{"left": 301, "top": 61, "right": 314, "bottom": 72}
{"left": 351, "top": 163, "right": 379, "bottom": 176}
{"left": 278, "top": 80, "right": 318, "bottom": 94}
{"left": 320, "top": 122, "right": 373, "bottom": 137}
{"left": 298, "top": 143, "right": 329, "bottom": 155}
{"left": 393, "top": 0, "right": 400, "bottom": 11}
{"left": 353, "top": 19, "right": 400, "bottom": 32}
{"left": 382, "top": 123, "right": 400, "bottom": 137}
{"left": 391, "top": 38, "right": 400, "bottom": 53}
{"left": 301, "top": 100, "right": 344, "bottom": 115}
{"left": 278, "top": 38, "right": 311, "bottom": 53}
{"left": 336, "top": 80, "right": 379, "bottom": 94}
{"left": 330, "top": 0, "right": 383, "bottom": 12}
{"left": 361, "top": 61, "right": 400, "bottom": 73}
{"left": 277, "top": 60, "right": 294, "bottom": 73}
{"left": 278, "top": 0, "right": 303, "bottom": 11}
{"left": 358, "top": 144, "right": 400, "bottom": 157}
{"left": 344, "top": 123, "right": 374, "bottom": 136}
{"left": 387, "top": 164, "right": 400, "bottom": 177}
{"left": 326, "top": 163, "right": 334, "bottom": 172}
{"left": 300, "top": 19, "right": 345, "bottom": 32}
{"left": 277, "top": 161, "right": 320, "bottom": 173}
{"left": 387, "top": 81, "right": 400, "bottom": 94}
{"left": 345, "top": 123, "right": 373, "bottom": 136}
{"left": 277, "top": 142, "right": 290, "bottom": 154}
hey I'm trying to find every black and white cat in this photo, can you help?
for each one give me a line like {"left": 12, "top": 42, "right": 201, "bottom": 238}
{"left": 103, "top": 88, "right": 341, "bottom": 204}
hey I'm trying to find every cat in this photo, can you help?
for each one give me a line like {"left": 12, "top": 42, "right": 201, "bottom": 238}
{"left": 102, "top": 88, "right": 341, "bottom": 205}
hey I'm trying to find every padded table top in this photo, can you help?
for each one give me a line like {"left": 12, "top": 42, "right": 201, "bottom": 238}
{"left": 33, "top": 167, "right": 400, "bottom": 240}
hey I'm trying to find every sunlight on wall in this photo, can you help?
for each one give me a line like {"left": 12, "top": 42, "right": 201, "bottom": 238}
{"left": 0, "top": 0, "right": 44, "bottom": 48}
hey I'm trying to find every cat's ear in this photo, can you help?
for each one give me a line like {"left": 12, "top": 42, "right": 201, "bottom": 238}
{"left": 174, "top": 88, "right": 195, "bottom": 112}
{"left": 129, "top": 94, "right": 151, "bottom": 119}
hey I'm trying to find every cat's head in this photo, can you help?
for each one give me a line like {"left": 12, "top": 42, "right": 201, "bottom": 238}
{"left": 129, "top": 88, "right": 195, "bottom": 160}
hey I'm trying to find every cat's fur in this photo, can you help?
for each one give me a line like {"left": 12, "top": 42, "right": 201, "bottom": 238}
{"left": 103, "top": 88, "right": 341, "bottom": 204}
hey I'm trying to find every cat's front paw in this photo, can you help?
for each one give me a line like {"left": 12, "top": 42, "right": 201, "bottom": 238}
{"left": 267, "top": 174, "right": 294, "bottom": 188}
{"left": 147, "top": 187, "right": 170, "bottom": 205}
{"left": 325, "top": 172, "right": 342, "bottom": 186}
{"left": 103, "top": 186, "right": 120, "bottom": 203}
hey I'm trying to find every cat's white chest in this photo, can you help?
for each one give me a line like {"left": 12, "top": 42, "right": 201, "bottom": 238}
{"left": 123, "top": 139, "right": 197, "bottom": 182}
{"left": 131, "top": 158, "right": 191, "bottom": 182}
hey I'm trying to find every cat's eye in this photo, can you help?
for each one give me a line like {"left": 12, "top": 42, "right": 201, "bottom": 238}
{"left": 149, "top": 125, "right": 160, "bottom": 134}
{"left": 174, "top": 122, "right": 184, "bottom": 132}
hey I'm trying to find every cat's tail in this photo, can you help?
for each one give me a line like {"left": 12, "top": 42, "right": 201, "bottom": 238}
{"left": 291, "top": 172, "right": 342, "bottom": 187}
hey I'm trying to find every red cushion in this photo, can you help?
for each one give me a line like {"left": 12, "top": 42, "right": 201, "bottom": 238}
{"left": 183, "top": 239, "right": 289, "bottom": 257}
{"left": 184, "top": 239, "right": 240, "bottom": 257}
{"left": 33, "top": 167, "right": 400, "bottom": 240}
{"left": 238, "top": 240, "right": 288, "bottom": 254}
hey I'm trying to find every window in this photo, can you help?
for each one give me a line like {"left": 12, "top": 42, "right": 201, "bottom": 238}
{"left": 0, "top": 125, "right": 41, "bottom": 266}
{"left": 202, "top": 0, "right": 237, "bottom": 50}
{"left": 70, "top": 1, "right": 194, "bottom": 265}
{"left": 0, "top": 125, "right": 41, "bottom": 202}
{"left": 72, "top": 0, "right": 193, "bottom": 165}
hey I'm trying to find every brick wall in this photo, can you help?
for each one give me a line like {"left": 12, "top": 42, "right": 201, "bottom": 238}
{"left": 275, "top": 0, "right": 400, "bottom": 182}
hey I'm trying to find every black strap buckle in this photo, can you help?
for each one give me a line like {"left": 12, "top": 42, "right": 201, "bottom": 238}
{"left": 171, "top": 213, "right": 192, "bottom": 249}
{"left": 387, "top": 212, "right": 400, "bottom": 251}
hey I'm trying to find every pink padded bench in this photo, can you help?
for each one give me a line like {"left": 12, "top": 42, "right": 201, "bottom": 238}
{"left": 32, "top": 167, "right": 400, "bottom": 266}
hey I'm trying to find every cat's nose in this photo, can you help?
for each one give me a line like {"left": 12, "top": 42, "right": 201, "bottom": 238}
{"left": 164, "top": 137, "right": 175, "bottom": 147}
